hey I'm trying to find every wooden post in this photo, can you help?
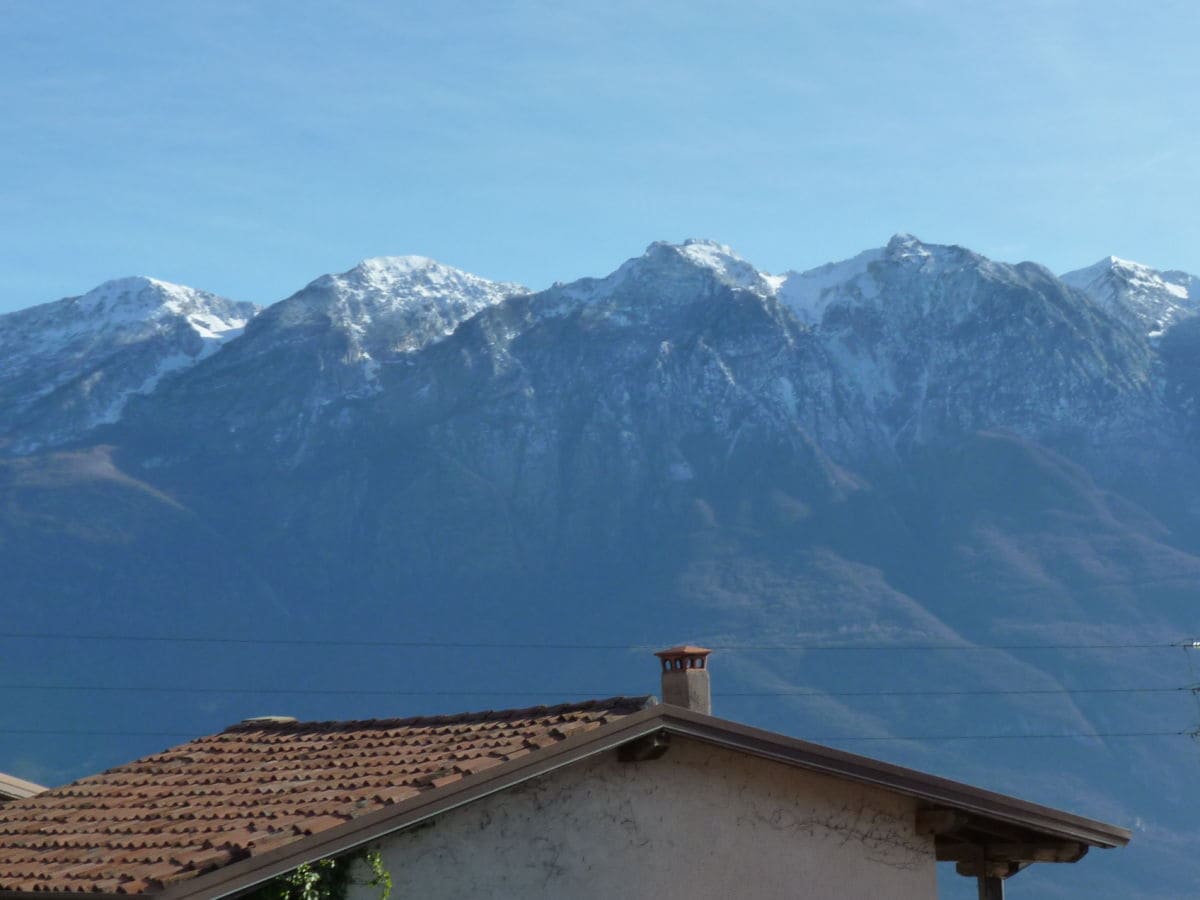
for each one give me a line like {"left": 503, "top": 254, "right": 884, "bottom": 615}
{"left": 978, "top": 875, "right": 1004, "bottom": 900}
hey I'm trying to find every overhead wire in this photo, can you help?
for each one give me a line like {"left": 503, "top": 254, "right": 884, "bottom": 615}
{"left": 0, "top": 683, "right": 1191, "bottom": 698}
{"left": 0, "top": 727, "right": 1193, "bottom": 741}
{"left": 0, "top": 631, "right": 1190, "bottom": 651}
{"left": 3, "top": 637, "right": 1195, "bottom": 746}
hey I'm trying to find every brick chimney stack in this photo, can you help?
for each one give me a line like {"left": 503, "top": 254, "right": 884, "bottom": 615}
{"left": 655, "top": 645, "right": 712, "bottom": 714}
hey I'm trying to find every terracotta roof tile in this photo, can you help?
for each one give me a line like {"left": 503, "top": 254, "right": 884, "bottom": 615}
{"left": 0, "top": 696, "right": 652, "bottom": 895}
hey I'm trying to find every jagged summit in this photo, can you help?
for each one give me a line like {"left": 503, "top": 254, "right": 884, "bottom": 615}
{"left": 7, "top": 275, "right": 256, "bottom": 341}
{"left": 0, "top": 276, "right": 257, "bottom": 365}
{"left": 881, "top": 233, "right": 989, "bottom": 269}
{"left": 552, "top": 235, "right": 997, "bottom": 324}
{"left": 319, "top": 255, "right": 524, "bottom": 306}
{"left": 884, "top": 232, "right": 930, "bottom": 259}
{"left": 3, "top": 238, "right": 1193, "bottom": 456}
{"left": 136, "top": 256, "right": 533, "bottom": 445}
{"left": 0, "top": 276, "right": 258, "bottom": 452}
{"left": 776, "top": 234, "right": 989, "bottom": 324}
{"left": 73, "top": 275, "right": 184, "bottom": 315}
{"left": 669, "top": 238, "right": 780, "bottom": 293}
{"left": 259, "top": 255, "right": 527, "bottom": 347}
{"left": 355, "top": 254, "right": 440, "bottom": 272}
{"left": 1062, "top": 255, "right": 1199, "bottom": 337}
{"left": 553, "top": 239, "right": 781, "bottom": 310}
{"left": 1066, "top": 255, "right": 1188, "bottom": 288}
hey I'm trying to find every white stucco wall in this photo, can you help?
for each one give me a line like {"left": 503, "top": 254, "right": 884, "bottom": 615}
{"left": 351, "top": 737, "right": 937, "bottom": 900}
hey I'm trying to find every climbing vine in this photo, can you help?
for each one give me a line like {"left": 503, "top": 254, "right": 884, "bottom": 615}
{"left": 246, "top": 847, "right": 392, "bottom": 900}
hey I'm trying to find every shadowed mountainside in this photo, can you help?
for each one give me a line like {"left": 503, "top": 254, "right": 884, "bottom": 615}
{"left": 3, "top": 237, "right": 1200, "bottom": 899}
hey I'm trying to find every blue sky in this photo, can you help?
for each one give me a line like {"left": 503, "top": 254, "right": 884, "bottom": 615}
{"left": 2, "top": 0, "right": 1197, "bottom": 312}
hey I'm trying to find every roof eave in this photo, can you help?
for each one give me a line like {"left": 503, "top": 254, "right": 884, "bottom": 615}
{"left": 149, "top": 705, "right": 1129, "bottom": 899}
{"left": 0, "top": 773, "right": 47, "bottom": 801}
{"left": 159, "top": 705, "right": 667, "bottom": 899}
{"left": 652, "top": 706, "right": 1132, "bottom": 849}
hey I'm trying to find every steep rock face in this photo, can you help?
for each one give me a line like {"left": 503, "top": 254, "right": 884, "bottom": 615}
{"left": 117, "top": 241, "right": 856, "bottom": 590}
{"left": 109, "top": 238, "right": 1192, "bottom": 600}
{"left": 0, "top": 277, "right": 257, "bottom": 454}
{"left": 1157, "top": 316, "right": 1200, "bottom": 437}
{"left": 1062, "top": 255, "right": 1199, "bottom": 338}
{"left": 121, "top": 256, "right": 526, "bottom": 461}
{"left": 779, "top": 236, "right": 1160, "bottom": 459}
{"left": 1058, "top": 255, "right": 1200, "bottom": 496}
{"left": 252, "top": 255, "right": 527, "bottom": 358}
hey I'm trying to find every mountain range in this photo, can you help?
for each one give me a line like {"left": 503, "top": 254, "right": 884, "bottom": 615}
{"left": 3, "top": 235, "right": 1199, "bottom": 899}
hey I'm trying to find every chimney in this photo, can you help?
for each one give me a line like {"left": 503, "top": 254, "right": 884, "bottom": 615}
{"left": 655, "top": 645, "right": 712, "bottom": 714}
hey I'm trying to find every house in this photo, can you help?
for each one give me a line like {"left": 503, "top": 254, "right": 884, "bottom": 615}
{"left": 0, "top": 647, "right": 1128, "bottom": 899}
{"left": 0, "top": 774, "right": 43, "bottom": 804}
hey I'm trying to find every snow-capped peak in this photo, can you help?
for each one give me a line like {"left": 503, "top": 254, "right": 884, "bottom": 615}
{"left": 77, "top": 275, "right": 182, "bottom": 314}
{"left": 882, "top": 233, "right": 983, "bottom": 270}
{"left": 775, "top": 235, "right": 997, "bottom": 326}
{"left": 1062, "top": 256, "right": 1199, "bottom": 337}
{"left": 59, "top": 276, "right": 257, "bottom": 343}
{"left": 358, "top": 254, "right": 438, "bottom": 273}
{"left": 334, "top": 255, "right": 506, "bottom": 297}
{"left": 1068, "top": 256, "right": 1191, "bottom": 301}
{"left": 0, "top": 276, "right": 259, "bottom": 451}
{"left": 555, "top": 239, "right": 781, "bottom": 308}
{"left": 2, "top": 276, "right": 257, "bottom": 354}
{"left": 294, "top": 255, "right": 526, "bottom": 321}
{"left": 671, "top": 239, "right": 782, "bottom": 293}
{"left": 248, "top": 255, "right": 528, "bottom": 368}
{"left": 885, "top": 232, "right": 933, "bottom": 261}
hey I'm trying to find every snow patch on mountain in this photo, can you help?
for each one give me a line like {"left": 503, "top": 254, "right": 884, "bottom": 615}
{"left": 552, "top": 240, "right": 782, "bottom": 317}
{"left": 164, "top": 256, "right": 533, "bottom": 451}
{"left": 0, "top": 276, "right": 258, "bottom": 451}
{"left": 0, "top": 276, "right": 256, "bottom": 392}
{"left": 263, "top": 255, "right": 527, "bottom": 356}
{"left": 777, "top": 248, "right": 885, "bottom": 325}
{"left": 775, "top": 234, "right": 983, "bottom": 325}
{"left": 95, "top": 352, "right": 196, "bottom": 426}
{"left": 1, "top": 277, "right": 253, "bottom": 363}
{"left": 1061, "top": 256, "right": 1199, "bottom": 337}
{"left": 2, "top": 237, "right": 1182, "bottom": 463}
{"left": 673, "top": 239, "right": 782, "bottom": 293}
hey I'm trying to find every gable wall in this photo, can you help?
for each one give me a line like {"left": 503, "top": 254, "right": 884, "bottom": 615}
{"left": 353, "top": 737, "right": 937, "bottom": 899}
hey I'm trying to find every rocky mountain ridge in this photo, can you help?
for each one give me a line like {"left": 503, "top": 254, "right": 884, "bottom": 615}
{"left": 4, "top": 235, "right": 1200, "bottom": 898}
{"left": 5, "top": 238, "right": 1194, "bottom": 461}
{"left": 1062, "top": 255, "right": 1199, "bottom": 338}
{"left": 0, "top": 276, "right": 257, "bottom": 454}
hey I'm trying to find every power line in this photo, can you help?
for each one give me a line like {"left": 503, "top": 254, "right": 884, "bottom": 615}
{"left": 0, "top": 631, "right": 1189, "bottom": 651}
{"left": 0, "top": 683, "right": 1190, "bottom": 698}
{"left": 1183, "top": 646, "right": 1200, "bottom": 721}
{"left": 824, "top": 730, "right": 1197, "bottom": 742}
{"left": 0, "top": 727, "right": 1192, "bottom": 741}
{"left": 728, "top": 686, "right": 1193, "bottom": 697}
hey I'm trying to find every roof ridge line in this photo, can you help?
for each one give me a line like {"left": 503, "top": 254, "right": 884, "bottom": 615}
{"left": 219, "top": 695, "right": 656, "bottom": 733}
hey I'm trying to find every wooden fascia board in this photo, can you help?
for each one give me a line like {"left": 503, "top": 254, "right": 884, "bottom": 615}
{"left": 652, "top": 707, "right": 1132, "bottom": 849}
{"left": 0, "top": 774, "right": 46, "bottom": 801}
{"left": 935, "top": 840, "right": 1089, "bottom": 864}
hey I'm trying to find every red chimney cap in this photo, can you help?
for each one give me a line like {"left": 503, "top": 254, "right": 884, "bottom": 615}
{"left": 654, "top": 645, "right": 712, "bottom": 659}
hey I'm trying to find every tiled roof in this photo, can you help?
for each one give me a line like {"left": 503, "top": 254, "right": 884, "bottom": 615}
{"left": 0, "top": 696, "right": 653, "bottom": 895}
